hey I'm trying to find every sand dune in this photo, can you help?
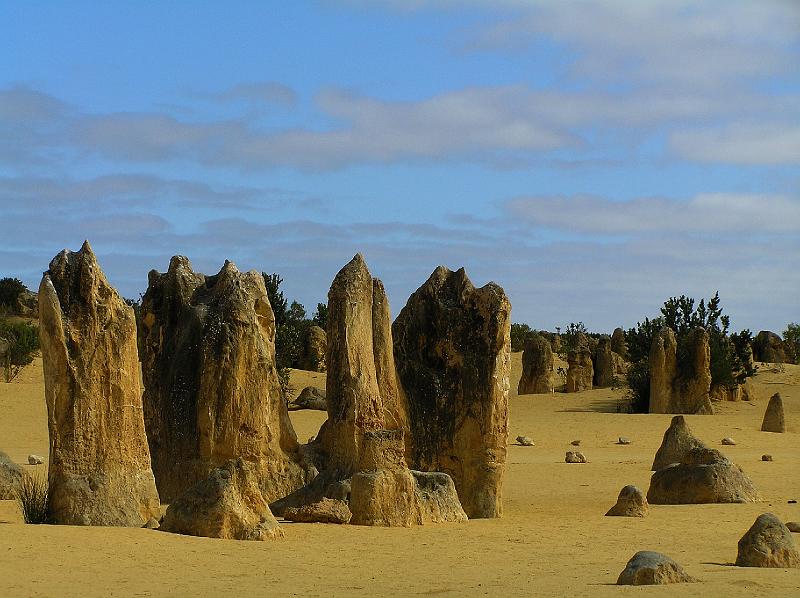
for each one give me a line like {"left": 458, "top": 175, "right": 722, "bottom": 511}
{"left": 0, "top": 355, "right": 798, "bottom": 596}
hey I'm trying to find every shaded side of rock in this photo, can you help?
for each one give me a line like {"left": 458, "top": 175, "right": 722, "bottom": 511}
{"left": 300, "top": 325, "right": 327, "bottom": 372}
{"left": 160, "top": 458, "right": 283, "bottom": 541}
{"left": 392, "top": 265, "right": 510, "bottom": 519}
{"left": 753, "top": 331, "right": 788, "bottom": 364}
{"left": 610, "top": 327, "right": 627, "bottom": 358}
{"left": 39, "top": 241, "right": 160, "bottom": 526}
{"left": 592, "top": 335, "right": 615, "bottom": 388}
{"left": 735, "top": 513, "right": 800, "bottom": 568}
{"left": 0, "top": 451, "right": 24, "bottom": 500}
{"left": 761, "top": 393, "right": 786, "bottom": 433}
{"left": 605, "top": 485, "right": 648, "bottom": 517}
{"left": 517, "top": 333, "right": 553, "bottom": 394}
{"left": 139, "top": 256, "right": 306, "bottom": 503}
{"left": 411, "top": 470, "right": 468, "bottom": 523}
{"left": 617, "top": 551, "right": 696, "bottom": 585}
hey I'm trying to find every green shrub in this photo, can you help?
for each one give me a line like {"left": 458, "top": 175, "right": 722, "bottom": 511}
{"left": 784, "top": 323, "right": 800, "bottom": 364}
{"left": 510, "top": 323, "right": 534, "bottom": 352}
{"left": 0, "top": 278, "right": 26, "bottom": 312}
{"left": 0, "top": 319, "right": 39, "bottom": 382}
{"left": 312, "top": 303, "right": 328, "bottom": 330}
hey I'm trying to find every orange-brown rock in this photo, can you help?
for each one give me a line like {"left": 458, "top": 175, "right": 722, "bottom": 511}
{"left": 761, "top": 393, "right": 785, "bottom": 433}
{"left": 610, "top": 327, "right": 627, "bottom": 358}
{"left": 518, "top": 333, "right": 554, "bottom": 394}
{"left": 649, "top": 327, "right": 712, "bottom": 414}
{"left": 38, "top": 241, "right": 160, "bottom": 526}
{"left": 736, "top": 513, "right": 800, "bottom": 568}
{"left": 752, "top": 331, "right": 789, "bottom": 364}
{"left": 139, "top": 256, "right": 308, "bottom": 503}
{"left": 393, "top": 266, "right": 510, "bottom": 518}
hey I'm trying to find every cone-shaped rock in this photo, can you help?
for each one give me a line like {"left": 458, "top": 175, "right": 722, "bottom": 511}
{"left": 139, "top": 256, "right": 307, "bottom": 502}
{"left": 605, "top": 485, "right": 648, "bottom": 517}
{"left": 649, "top": 327, "right": 712, "bottom": 414}
{"left": 736, "top": 513, "right": 800, "bottom": 568}
{"left": 761, "top": 393, "right": 786, "bottom": 433}
{"left": 566, "top": 347, "right": 593, "bottom": 392}
{"left": 592, "top": 335, "right": 615, "bottom": 388}
{"left": 38, "top": 241, "right": 161, "bottom": 526}
{"left": 518, "top": 333, "right": 554, "bottom": 394}
{"left": 393, "top": 266, "right": 511, "bottom": 518}
{"left": 160, "top": 458, "right": 284, "bottom": 541}
{"left": 651, "top": 415, "right": 708, "bottom": 471}
{"left": 647, "top": 447, "right": 758, "bottom": 504}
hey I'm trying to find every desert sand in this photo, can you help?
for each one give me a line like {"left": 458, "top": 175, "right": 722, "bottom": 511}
{"left": 1, "top": 355, "right": 798, "bottom": 597}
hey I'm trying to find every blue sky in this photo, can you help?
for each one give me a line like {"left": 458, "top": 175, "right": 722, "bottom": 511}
{"left": 1, "top": 0, "right": 798, "bottom": 332}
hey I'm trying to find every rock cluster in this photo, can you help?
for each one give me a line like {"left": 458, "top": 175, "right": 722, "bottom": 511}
{"left": 605, "top": 485, "right": 648, "bottom": 517}
{"left": 565, "top": 348, "right": 593, "bottom": 392}
{"left": 761, "top": 393, "right": 786, "bottom": 433}
{"left": 649, "top": 327, "right": 713, "bottom": 414}
{"left": 139, "top": 256, "right": 307, "bottom": 503}
{"left": 393, "top": 265, "right": 510, "bottom": 519}
{"left": 517, "top": 333, "right": 554, "bottom": 394}
{"left": 617, "top": 551, "right": 696, "bottom": 585}
{"left": 38, "top": 242, "right": 161, "bottom": 526}
{"left": 736, "top": 513, "right": 800, "bottom": 568}
{"left": 752, "top": 331, "right": 789, "bottom": 363}
{"left": 648, "top": 447, "right": 758, "bottom": 504}
{"left": 160, "top": 458, "right": 283, "bottom": 541}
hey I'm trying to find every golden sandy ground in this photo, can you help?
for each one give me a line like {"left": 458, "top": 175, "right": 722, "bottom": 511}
{"left": 0, "top": 355, "right": 798, "bottom": 597}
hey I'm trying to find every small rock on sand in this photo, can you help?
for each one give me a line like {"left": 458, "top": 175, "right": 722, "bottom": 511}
{"left": 786, "top": 522, "right": 800, "bottom": 533}
{"left": 516, "top": 436, "right": 534, "bottom": 446}
{"left": 570, "top": 440, "right": 581, "bottom": 446}
{"left": 617, "top": 437, "right": 631, "bottom": 445}
{"left": 27, "top": 455, "right": 44, "bottom": 465}
{"left": 617, "top": 551, "right": 696, "bottom": 585}
{"left": 722, "top": 437, "right": 736, "bottom": 446}
{"left": 762, "top": 454, "right": 773, "bottom": 462}
{"left": 565, "top": 451, "right": 587, "bottom": 463}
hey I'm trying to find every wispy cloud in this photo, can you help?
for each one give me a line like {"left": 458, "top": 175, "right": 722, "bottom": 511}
{"left": 670, "top": 123, "right": 800, "bottom": 165}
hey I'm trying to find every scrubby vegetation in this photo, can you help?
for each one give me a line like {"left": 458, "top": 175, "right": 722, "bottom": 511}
{"left": 510, "top": 323, "right": 535, "bottom": 352}
{"left": 15, "top": 472, "right": 50, "bottom": 524}
{"left": 0, "top": 277, "right": 27, "bottom": 314}
{"left": 623, "top": 292, "right": 754, "bottom": 413}
{"left": 784, "top": 322, "right": 800, "bottom": 364}
{"left": 0, "top": 319, "right": 39, "bottom": 382}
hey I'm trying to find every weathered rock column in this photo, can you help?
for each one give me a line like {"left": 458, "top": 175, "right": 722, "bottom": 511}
{"left": 566, "top": 347, "right": 593, "bottom": 392}
{"left": 39, "top": 241, "right": 161, "bottom": 526}
{"left": 518, "top": 333, "right": 554, "bottom": 394}
{"left": 139, "top": 256, "right": 307, "bottom": 502}
{"left": 592, "top": 335, "right": 615, "bottom": 388}
{"left": 649, "top": 327, "right": 712, "bottom": 414}
{"left": 393, "top": 266, "right": 511, "bottom": 518}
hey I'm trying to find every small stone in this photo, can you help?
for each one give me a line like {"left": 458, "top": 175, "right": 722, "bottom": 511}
{"left": 570, "top": 440, "right": 581, "bottom": 446}
{"left": 565, "top": 451, "right": 587, "bottom": 464}
{"left": 27, "top": 455, "right": 44, "bottom": 465}
{"left": 617, "top": 551, "right": 696, "bottom": 585}
{"left": 617, "top": 437, "right": 631, "bottom": 445}
{"left": 142, "top": 517, "right": 160, "bottom": 529}
{"left": 762, "top": 454, "right": 773, "bottom": 462}
{"left": 516, "top": 436, "right": 534, "bottom": 446}
{"left": 722, "top": 437, "right": 736, "bottom": 446}
{"left": 786, "top": 522, "right": 800, "bottom": 533}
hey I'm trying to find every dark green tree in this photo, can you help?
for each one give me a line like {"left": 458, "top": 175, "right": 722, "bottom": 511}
{"left": 510, "top": 323, "right": 534, "bottom": 352}
{"left": 312, "top": 303, "right": 328, "bottom": 330}
{"left": 0, "top": 278, "right": 27, "bottom": 312}
{"left": 0, "top": 320, "right": 39, "bottom": 381}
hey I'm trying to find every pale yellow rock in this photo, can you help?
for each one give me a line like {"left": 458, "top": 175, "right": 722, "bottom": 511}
{"left": 38, "top": 241, "right": 161, "bottom": 526}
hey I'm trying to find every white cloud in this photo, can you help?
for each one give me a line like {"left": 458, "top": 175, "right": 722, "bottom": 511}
{"left": 670, "top": 123, "right": 800, "bottom": 165}
{"left": 505, "top": 193, "right": 800, "bottom": 234}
